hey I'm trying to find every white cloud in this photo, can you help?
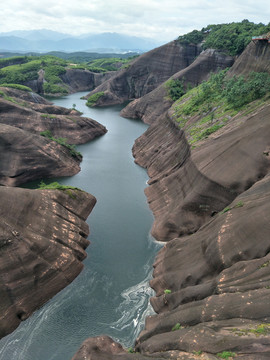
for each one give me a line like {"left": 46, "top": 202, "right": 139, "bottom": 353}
{"left": 0, "top": 0, "right": 269, "bottom": 41}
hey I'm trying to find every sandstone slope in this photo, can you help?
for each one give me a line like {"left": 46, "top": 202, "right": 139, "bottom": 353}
{"left": 72, "top": 39, "right": 270, "bottom": 359}
{"left": 84, "top": 41, "right": 201, "bottom": 106}
{"left": 0, "top": 186, "right": 96, "bottom": 339}
{"left": 0, "top": 123, "right": 82, "bottom": 186}
{"left": 121, "top": 49, "right": 234, "bottom": 124}
{"left": 0, "top": 87, "right": 107, "bottom": 144}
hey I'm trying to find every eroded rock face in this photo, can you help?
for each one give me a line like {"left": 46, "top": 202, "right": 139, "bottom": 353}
{"left": 0, "top": 124, "right": 82, "bottom": 186}
{"left": 60, "top": 69, "right": 114, "bottom": 93}
{"left": 135, "top": 172, "right": 270, "bottom": 358}
{"left": 0, "top": 87, "right": 107, "bottom": 185}
{"left": 0, "top": 186, "right": 96, "bottom": 339}
{"left": 121, "top": 49, "right": 234, "bottom": 124}
{"left": 72, "top": 39, "right": 270, "bottom": 359}
{"left": 228, "top": 40, "right": 270, "bottom": 77}
{"left": 0, "top": 88, "right": 107, "bottom": 144}
{"left": 84, "top": 41, "right": 201, "bottom": 106}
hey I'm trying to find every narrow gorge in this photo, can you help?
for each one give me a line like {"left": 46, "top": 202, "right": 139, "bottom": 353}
{"left": 0, "top": 24, "right": 270, "bottom": 360}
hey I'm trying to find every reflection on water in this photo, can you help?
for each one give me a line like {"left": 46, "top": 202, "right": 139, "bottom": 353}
{"left": 0, "top": 92, "right": 162, "bottom": 360}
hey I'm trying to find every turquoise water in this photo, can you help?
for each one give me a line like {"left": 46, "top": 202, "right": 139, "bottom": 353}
{"left": 0, "top": 92, "right": 162, "bottom": 360}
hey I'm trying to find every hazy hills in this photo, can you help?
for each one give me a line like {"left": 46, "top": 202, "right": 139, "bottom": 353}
{"left": 0, "top": 29, "right": 163, "bottom": 53}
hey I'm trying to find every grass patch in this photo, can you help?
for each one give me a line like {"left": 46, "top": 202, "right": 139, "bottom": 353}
{"left": 231, "top": 323, "right": 270, "bottom": 337}
{"left": 38, "top": 181, "right": 81, "bottom": 198}
{"left": 0, "top": 83, "right": 32, "bottom": 91}
{"left": 171, "top": 323, "right": 182, "bottom": 331}
{"left": 40, "top": 114, "right": 57, "bottom": 119}
{"left": 38, "top": 181, "right": 80, "bottom": 191}
{"left": 217, "top": 351, "right": 236, "bottom": 359}
{"left": 164, "top": 289, "right": 172, "bottom": 294}
{"left": 86, "top": 91, "right": 105, "bottom": 107}
{"left": 220, "top": 201, "right": 244, "bottom": 214}
{"left": 40, "top": 130, "right": 82, "bottom": 158}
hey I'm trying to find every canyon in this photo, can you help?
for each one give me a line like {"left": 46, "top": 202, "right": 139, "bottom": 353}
{"left": 0, "top": 30, "right": 270, "bottom": 360}
{"left": 73, "top": 37, "right": 270, "bottom": 359}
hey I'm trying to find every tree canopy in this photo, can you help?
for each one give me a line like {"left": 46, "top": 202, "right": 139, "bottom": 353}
{"left": 178, "top": 20, "right": 270, "bottom": 56}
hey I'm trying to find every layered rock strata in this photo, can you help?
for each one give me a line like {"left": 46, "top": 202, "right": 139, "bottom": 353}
{"left": 0, "top": 87, "right": 107, "bottom": 144}
{"left": 121, "top": 49, "right": 234, "bottom": 124}
{"left": 0, "top": 123, "right": 82, "bottom": 186}
{"left": 73, "top": 39, "right": 270, "bottom": 359}
{"left": 84, "top": 41, "right": 201, "bottom": 106}
{"left": 0, "top": 186, "right": 96, "bottom": 339}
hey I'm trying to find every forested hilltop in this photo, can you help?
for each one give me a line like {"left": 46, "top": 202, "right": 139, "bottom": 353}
{"left": 0, "top": 54, "right": 136, "bottom": 95}
{"left": 178, "top": 19, "right": 270, "bottom": 55}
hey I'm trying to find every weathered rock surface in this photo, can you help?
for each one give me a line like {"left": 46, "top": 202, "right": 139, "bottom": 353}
{"left": 23, "top": 68, "right": 114, "bottom": 95}
{"left": 0, "top": 186, "right": 96, "bottom": 339}
{"left": 0, "top": 123, "right": 82, "bottom": 186}
{"left": 60, "top": 68, "right": 114, "bottom": 93}
{"left": 121, "top": 49, "right": 234, "bottom": 124}
{"left": 135, "top": 171, "right": 270, "bottom": 358}
{"left": 0, "top": 87, "right": 107, "bottom": 144}
{"left": 228, "top": 39, "right": 270, "bottom": 77}
{"left": 73, "top": 39, "right": 270, "bottom": 359}
{"left": 84, "top": 41, "right": 201, "bottom": 106}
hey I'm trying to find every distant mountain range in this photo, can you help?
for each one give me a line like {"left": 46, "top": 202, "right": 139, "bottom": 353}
{"left": 0, "top": 29, "right": 163, "bottom": 53}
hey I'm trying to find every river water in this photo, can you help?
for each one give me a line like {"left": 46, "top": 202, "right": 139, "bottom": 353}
{"left": 0, "top": 92, "right": 162, "bottom": 360}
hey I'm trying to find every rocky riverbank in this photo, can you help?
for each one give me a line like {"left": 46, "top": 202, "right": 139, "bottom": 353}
{"left": 0, "top": 87, "right": 106, "bottom": 339}
{"left": 72, "top": 34, "right": 270, "bottom": 359}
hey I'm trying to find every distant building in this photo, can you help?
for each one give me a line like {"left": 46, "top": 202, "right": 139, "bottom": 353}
{"left": 252, "top": 32, "right": 270, "bottom": 43}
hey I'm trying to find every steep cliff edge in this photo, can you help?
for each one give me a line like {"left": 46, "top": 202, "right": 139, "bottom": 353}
{"left": 84, "top": 41, "right": 201, "bottom": 106}
{"left": 121, "top": 49, "right": 234, "bottom": 124}
{"left": 0, "top": 87, "right": 107, "bottom": 144}
{"left": 0, "top": 186, "right": 96, "bottom": 339}
{"left": 73, "top": 38, "right": 270, "bottom": 359}
{"left": 0, "top": 87, "right": 107, "bottom": 185}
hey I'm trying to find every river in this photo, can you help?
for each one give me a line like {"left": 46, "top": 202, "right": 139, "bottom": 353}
{"left": 0, "top": 92, "right": 162, "bottom": 360}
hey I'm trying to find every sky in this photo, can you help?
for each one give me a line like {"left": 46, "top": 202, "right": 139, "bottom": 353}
{"left": 1, "top": 0, "right": 269, "bottom": 42}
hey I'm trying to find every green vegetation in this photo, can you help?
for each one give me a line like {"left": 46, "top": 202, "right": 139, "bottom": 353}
{"left": 40, "top": 130, "right": 82, "bottom": 158}
{"left": 0, "top": 88, "right": 28, "bottom": 107}
{"left": 165, "top": 79, "right": 185, "bottom": 101}
{"left": 127, "top": 347, "right": 134, "bottom": 353}
{"left": 221, "top": 201, "right": 244, "bottom": 214}
{"left": 0, "top": 53, "right": 137, "bottom": 95}
{"left": 178, "top": 20, "right": 270, "bottom": 55}
{"left": 171, "top": 69, "right": 270, "bottom": 145}
{"left": 171, "top": 323, "right": 182, "bottom": 331}
{"left": 260, "top": 261, "right": 270, "bottom": 269}
{"left": 164, "top": 289, "right": 172, "bottom": 294}
{"left": 0, "top": 55, "right": 68, "bottom": 95}
{"left": 40, "top": 114, "right": 57, "bottom": 119}
{"left": 217, "top": 351, "right": 236, "bottom": 359}
{"left": 193, "top": 350, "right": 202, "bottom": 356}
{"left": 86, "top": 92, "right": 105, "bottom": 107}
{"left": 0, "top": 83, "right": 32, "bottom": 91}
{"left": 38, "top": 181, "right": 80, "bottom": 191}
{"left": 43, "top": 82, "right": 68, "bottom": 94}
{"left": 231, "top": 323, "right": 270, "bottom": 337}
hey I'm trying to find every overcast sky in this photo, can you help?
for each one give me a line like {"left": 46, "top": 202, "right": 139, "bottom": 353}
{"left": 1, "top": 0, "right": 269, "bottom": 42}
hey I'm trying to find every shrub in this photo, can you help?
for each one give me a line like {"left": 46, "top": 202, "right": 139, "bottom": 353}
{"left": 164, "top": 289, "right": 172, "bottom": 294}
{"left": 43, "top": 82, "right": 68, "bottom": 94}
{"left": 86, "top": 92, "right": 105, "bottom": 107}
{"left": 217, "top": 351, "right": 236, "bottom": 359}
{"left": 165, "top": 79, "right": 185, "bottom": 101}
